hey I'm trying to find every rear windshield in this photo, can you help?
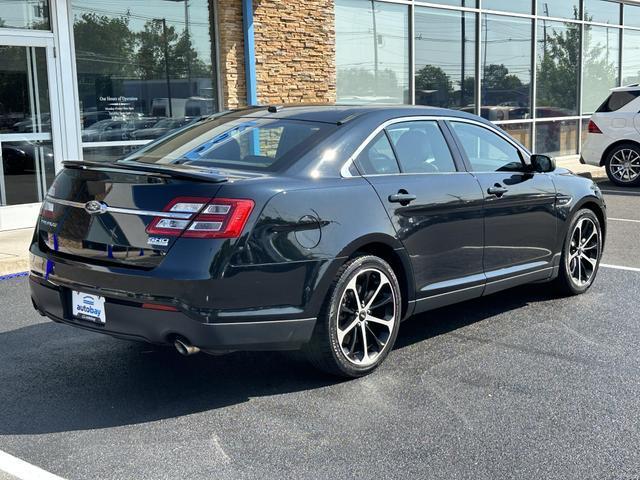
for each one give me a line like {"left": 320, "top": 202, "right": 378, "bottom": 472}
{"left": 597, "top": 90, "right": 640, "bottom": 112}
{"left": 122, "top": 116, "right": 336, "bottom": 172}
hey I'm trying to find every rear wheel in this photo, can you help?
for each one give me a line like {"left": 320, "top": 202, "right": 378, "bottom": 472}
{"left": 304, "top": 255, "right": 401, "bottom": 378}
{"left": 554, "top": 209, "right": 603, "bottom": 295}
{"left": 605, "top": 143, "right": 640, "bottom": 187}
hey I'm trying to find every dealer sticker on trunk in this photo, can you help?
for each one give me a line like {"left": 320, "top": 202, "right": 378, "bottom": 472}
{"left": 72, "top": 291, "right": 106, "bottom": 324}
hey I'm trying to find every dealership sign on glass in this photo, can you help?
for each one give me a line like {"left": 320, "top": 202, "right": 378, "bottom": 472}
{"left": 99, "top": 96, "right": 139, "bottom": 115}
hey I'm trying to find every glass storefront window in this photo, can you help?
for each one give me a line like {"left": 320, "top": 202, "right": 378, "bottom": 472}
{"left": 71, "top": 0, "right": 218, "bottom": 154}
{"left": 335, "top": 0, "right": 409, "bottom": 104}
{"left": 414, "top": 7, "right": 476, "bottom": 110}
{"left": 498, "top": 123, "right": 532, "bottom": 150}
{"left": 0, "top": 0, "right": 50, "bottom": 30}
{"left": 623, "top": 29, "right": 640, "bottom": 85}
{"left": 427, "top": 0, "right": 477, "bottom": 6}
{"left": 483, "top": 0, "right": 531, "bottom": 15}
{"left": 480, "top": 15, "right": 532, "bottom": 121}
{"left": 536, "top": 20, "right": 580, "bottom": 117}
{"left": 536, "top": 119, "right": 579, "bottom": 156}
{"left": 584, "top": 0, "right": 621, "bottom": 24}
{"left": 0, "top": 45, "right": 54, "bottom": 206}
{"left": 537, "top": 0, "right": 580, "bottom": 20}
{"left": 582, "top": 25, "right": 620, "bottom": 113}
{"left": 624, "top": 4, "right": 640, "bottom": 28}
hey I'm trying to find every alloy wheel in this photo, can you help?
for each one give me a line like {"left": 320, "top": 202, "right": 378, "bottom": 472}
{"left": 567, "top": 217, "right": 600, "bottom": 287}
{"left": 609, "top": 149, "right": 640, "bottom": 183}
{"left": 336, "top": 268, "right": 397, "bottom": 367}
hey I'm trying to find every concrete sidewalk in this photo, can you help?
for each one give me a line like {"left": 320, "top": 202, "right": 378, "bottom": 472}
{"left": 556, "top": 155, "right": 606, "bottom": 178}
{"left": 0, "top": 228, "right": 33, "bottom": 276}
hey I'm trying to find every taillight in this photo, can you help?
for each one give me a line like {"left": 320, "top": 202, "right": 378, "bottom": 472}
{"left": 588, "top": 120, "right": 602, "bottom": 134}
{"left": 146, "top": 197, "right": 254, "bottom": 239}
{"left": 146, "top": 197, "right": 210, "bottom": 236}
{"left": 183, "top": 198, "right": 255, "bottom": 238}
{"left": 41, "top": 199, "right": 56, "bottom": 219}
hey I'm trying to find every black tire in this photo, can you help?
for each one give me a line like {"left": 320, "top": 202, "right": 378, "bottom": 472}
{"left": 554, "top": 208, "right": 603, "bottom": 296}
{"left": 304, "top": 255, "right": 401, "bottom": 378}
{"left": 604, "top": 143, "right": 640, "bottom": 187}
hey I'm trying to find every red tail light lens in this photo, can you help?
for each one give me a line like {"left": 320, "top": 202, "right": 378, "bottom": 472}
{"left": 183, "top": 198, "right": 255, "bottom": 239}
{"left": 588, "top": 120, "right": 602, "bottom": 134}
{"left": 146, "top": 197, "right": 210, "bottom": 236}
{"left": 146, "top": 197, "right": 254, "bottom": 239}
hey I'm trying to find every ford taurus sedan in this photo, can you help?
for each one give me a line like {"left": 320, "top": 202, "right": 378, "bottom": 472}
{"left": 29, "top": 105, "right": 607, "bottom": 377}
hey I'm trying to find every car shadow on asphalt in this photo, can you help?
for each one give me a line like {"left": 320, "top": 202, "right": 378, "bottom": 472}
{"left": 0, "top": 284, "right": 559, "bottom": 436}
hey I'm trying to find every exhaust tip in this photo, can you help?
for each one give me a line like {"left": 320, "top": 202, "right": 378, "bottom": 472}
{"left": 174, "top": 337, "right": 200, "bottom": 356}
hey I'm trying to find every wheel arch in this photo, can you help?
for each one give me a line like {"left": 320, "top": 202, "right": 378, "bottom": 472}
{"left": 600, "top": 139, "right": 640, "bottom": 166}
{"left": 573, "top": 197, "right": 607, "bottom": 246}
{"left": 337, "top": 234, "right": 415, "bottom": 320}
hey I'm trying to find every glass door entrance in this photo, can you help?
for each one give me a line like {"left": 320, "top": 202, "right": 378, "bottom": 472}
{"left": 0, "top": 36, "right": 60, "bottom": 230}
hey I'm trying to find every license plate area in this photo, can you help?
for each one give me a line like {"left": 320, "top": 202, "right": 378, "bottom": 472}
{"left": 71, "top": 290, "right": 106, "bottom": 325}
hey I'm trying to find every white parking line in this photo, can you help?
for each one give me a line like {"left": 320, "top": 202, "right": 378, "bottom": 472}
{"left": 601, "top": 264, "right": 640, "bottom": 273}
{"left": 601, "top": 189, "right": 640, "bottom": 196}
{"left": 609, "top": 217, "right": 640, "bottom": 224}
{"left": 0, "top": 450, "right": 66, "bottom": 480}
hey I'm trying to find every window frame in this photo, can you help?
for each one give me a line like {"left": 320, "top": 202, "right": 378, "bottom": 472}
{"left": 445, "top": 119, "right": 531, "bottom": 174}
{"left": 341, "top": 116, "right": 508, "bottom": 178}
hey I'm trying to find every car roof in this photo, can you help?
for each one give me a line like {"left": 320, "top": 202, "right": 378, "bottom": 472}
{"left": 224, "top": 104, "right": 487, "bottom": 125}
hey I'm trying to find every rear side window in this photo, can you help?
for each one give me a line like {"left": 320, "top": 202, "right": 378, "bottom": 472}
{"left": 355, "top": 132, "right": 400, "bottom": 175}
{"left": 597, "top": 91, "right": 640, "bottom": 112}
{"left": 124, "top": 117, "right": 336, "bottom": 172}
{"left": 386, "top": 121, "right": 456, "bottom": 173}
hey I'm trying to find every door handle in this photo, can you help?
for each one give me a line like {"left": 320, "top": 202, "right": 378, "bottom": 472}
{"left": 487, "top": 184, "right": 509, "bottom": 197}
{"left": 388, "top": 192, "right": 417, "bottom": 205}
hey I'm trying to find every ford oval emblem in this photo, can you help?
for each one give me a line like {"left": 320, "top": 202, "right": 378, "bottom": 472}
{"left": 84, "top": 200, "right": 107, "bottom": 215}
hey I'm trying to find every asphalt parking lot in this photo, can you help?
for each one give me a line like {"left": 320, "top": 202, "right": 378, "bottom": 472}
{"left": 1, "top": 178, "right": 639, "bottom": 480}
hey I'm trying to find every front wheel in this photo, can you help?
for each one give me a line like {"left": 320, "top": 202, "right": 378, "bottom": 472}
{"left": 554, "top": 209, "right": 603, "bottom": 295}
{"left": 304, "top": 255, "right": 401, "bottom": 378}
{"left": 605, "top": 143, "right": 640, "bottom": 187}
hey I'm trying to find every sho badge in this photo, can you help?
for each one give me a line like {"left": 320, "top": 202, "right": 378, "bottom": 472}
{"left": 148, "top": 237, "right": 170, "bottom": 247}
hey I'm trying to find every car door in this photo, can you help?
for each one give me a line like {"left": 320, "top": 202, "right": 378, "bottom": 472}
{"left": 447, "top": 120, "right": 557, "bottom": 294}
{"left": 354, "top": 119, "right": 485, "bottom": 312}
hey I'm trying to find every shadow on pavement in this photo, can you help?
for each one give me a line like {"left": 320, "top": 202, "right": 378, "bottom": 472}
{"left": 0, "top": 283, "right": 558, "bottom": 436}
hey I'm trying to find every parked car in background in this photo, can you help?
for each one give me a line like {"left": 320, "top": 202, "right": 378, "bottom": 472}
{"left": 81, "top": 118, "right": 159, "bottom": 142}
{"left": 30, "top": 106, "right": 606, "bottom": 378}
{"left": 582, "top": 84, "right": 640, "bottom": 186}
{"left": 130, "top": 117, "right": 194, "bottom": 140}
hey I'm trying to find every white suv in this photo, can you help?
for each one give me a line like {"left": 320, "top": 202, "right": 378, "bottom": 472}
{"left": 581, "top": 84, "right": 640, "bottom": 186}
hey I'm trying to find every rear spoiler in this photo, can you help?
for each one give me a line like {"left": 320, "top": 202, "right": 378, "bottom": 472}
{"left": 62, "top": 160, "right": 229, "bottom": 184}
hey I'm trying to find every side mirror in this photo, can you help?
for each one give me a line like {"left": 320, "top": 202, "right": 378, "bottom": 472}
{"left": 530, "top": 154, "right": 555, "bottom": 173}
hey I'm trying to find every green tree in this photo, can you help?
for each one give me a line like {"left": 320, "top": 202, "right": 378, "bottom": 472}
{"left": 415, "top": 65, "right": 453, "bottom": 106}
{"left": 73, "top": 13, "right": 136, "bottom": 77}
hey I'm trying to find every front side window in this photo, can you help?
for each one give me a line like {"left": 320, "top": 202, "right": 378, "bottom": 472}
{"left": 387, "top": 121, "right": 456, "bottom": 173}
{"left": 450, "top": 122, "right": 524, "bottom": 172}
{"left": 355, "top": 132, "right": 400, "bottom": 175}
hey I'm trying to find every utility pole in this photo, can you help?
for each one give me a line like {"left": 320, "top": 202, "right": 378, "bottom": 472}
{"left": 371, "top": 0, "right": 379, "bottom": 96}
{"left": 161, "top": 18, "right": 173, "bottom": 117}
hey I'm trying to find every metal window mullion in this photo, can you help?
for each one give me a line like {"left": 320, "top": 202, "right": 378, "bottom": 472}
{"left": 619, "top": 26, "right": 624, "bottom": 86}
{"left": 476, "top": 3, "right": 482, "bottom": 116}
{"left": 410, "top": 3, "right": 416, "bottom": 105}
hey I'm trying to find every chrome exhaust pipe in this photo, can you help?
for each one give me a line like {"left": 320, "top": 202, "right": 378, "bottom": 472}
{"left": 174, "top": 337, "right": 200, "bottom": 356}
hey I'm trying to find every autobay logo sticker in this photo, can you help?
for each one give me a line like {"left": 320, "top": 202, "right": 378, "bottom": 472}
{"left": 148, "top": 237, "right": 170, "bottom": 247}
{"left": 77, "top": 296, "right": 102, "bottom": 317}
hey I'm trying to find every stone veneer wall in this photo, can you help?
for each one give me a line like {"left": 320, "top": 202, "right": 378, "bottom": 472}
{"left": 216, "top": 0, "right": 247, "bottom": 109}
{"left": 215, "top": 0, "right": 337, "bottom": 108}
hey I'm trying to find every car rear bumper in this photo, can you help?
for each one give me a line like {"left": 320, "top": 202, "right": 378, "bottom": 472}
{"left": 30, "top": 277, "right": 316, "bottom": 351}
